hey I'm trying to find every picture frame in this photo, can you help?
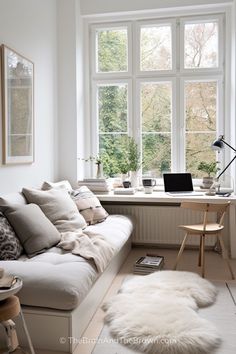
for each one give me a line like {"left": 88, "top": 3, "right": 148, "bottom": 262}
{"left": 1, "top": 45, "right": 34, "bottom": 164}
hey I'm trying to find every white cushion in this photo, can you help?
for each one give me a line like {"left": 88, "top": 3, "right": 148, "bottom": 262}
{"left": 22, "top": 188, "right": 87, "bottom": 232}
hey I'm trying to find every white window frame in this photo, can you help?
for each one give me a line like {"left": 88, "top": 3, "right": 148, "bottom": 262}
{"left": 86, "top": 9, "right": 230, "bottom": 183}
{"left": 91, "top": 79, "right": 132, "bottom": 160}
{"left": 136, "top": 77, "right": 176, "bottom": 173}
{"left": 90, "top": 22, "right": 132, "bottom": 79}
{"left": 179, "top": 14, "right": 224, "bottom": 74}
{"left": 135, "top": 18, "right": 176, "bottom": 77}
{"left": 180, "top": 76, "right": 224, "bottom": 175}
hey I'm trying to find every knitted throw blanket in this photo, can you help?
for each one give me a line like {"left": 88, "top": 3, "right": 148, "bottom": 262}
{"left": 57, "top": 230, "right": 115, "bottom": 273}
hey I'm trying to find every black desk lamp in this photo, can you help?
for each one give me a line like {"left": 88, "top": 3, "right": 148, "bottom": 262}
{"left": 211, "top": 135, "right": 236, "bottom": 178}
{"left": 211, "top": 135, "right": 236, "bottom": 193}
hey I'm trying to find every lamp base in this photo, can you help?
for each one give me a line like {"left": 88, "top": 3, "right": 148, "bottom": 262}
{"left": 215, "top": 188, "right": 234, "bottom": 196}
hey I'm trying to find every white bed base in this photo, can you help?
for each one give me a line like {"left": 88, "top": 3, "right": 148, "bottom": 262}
{"left": 15, "top": 238, "right": 131, "bottom": 353}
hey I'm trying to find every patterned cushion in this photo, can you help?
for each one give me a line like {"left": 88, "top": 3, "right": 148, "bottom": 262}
{"left": 71, "top": 186, "right": 108, "bottom": 225}
{"left": 0, "top": 212, "right": 23, "bottom": 260}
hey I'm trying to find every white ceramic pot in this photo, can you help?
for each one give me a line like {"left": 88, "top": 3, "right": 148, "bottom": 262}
{"left": 130, "top": 170, "right": 140, "bottom": 188}
{"left": 202, "top": 177, "right": 214, "bottom": 189}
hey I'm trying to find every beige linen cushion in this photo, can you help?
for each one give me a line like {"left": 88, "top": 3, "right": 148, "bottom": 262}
{"left": 71, "top": 186, "right": 108, "bottom": 225}
{"left": 41, "top": 180, "right": 73, "bottom": 193}
{"left": 22, "top": 188, "right": 87, "bottom": 232}
{"left": 5, "top": 204, "right": 61, "bottom": 257}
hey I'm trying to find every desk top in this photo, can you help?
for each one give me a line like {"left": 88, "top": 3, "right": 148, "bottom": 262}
{"left": 96, "top": 191, "right": 236, "bottom": 204}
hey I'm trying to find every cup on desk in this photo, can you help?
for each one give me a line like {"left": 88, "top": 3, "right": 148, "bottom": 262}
{"left": 123, "top": 180, "right": 131, "bottom": 188}
{"left": 142, "top": 178, "right": 156, "bottom": 194}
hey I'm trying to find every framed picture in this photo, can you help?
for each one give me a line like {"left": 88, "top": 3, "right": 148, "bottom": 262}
{"left": 1, "top": 45, "right": 34, "bottom": 164}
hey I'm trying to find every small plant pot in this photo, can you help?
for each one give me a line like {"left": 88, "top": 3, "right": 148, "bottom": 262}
{"left": 201, "top": 177, "right": 214, "bottom": 189}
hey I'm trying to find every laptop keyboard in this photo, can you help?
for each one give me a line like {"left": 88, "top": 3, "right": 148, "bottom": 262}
{"left": 167, "top": 191, "right": 205, "bottom": 196}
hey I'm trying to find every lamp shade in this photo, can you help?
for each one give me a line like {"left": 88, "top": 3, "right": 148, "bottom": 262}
{"left": 211, "top": 137, "right": 224, "bottom": 151}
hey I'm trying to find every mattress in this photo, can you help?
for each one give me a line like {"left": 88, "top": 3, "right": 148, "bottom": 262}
{"left": 0, "top": 215, "right": 133, "bottom": 310}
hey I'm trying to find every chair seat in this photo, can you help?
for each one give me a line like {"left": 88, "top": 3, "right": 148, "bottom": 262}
{"left": 179, "top": 223, "right": 224, "bottom": 234}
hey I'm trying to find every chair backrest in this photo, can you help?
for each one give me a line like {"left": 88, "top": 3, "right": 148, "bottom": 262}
{"left": 180, "top": 201, "right": 230, "bottom": 229}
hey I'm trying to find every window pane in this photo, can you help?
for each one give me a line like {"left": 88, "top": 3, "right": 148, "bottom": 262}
{"left": 184, "top": 21, "right": 218, "bottom": 69}
{"left": 98, "top": 84, "right": 128, "bottom": 133}
{"left": 186, "top": 133, "right": 216, "bottom": 178}
{"left": 185, "top": 80, "right": 217, "bottom": 177}
{"left": 141, "top": 82, "right": 171, "bottom": 132}
{"left": 140, "top": 25, "right": 172, "bottom": 71}
{"left": 142, "top": 134, "right": 171, "bottom": 177}
{"left": 141, "top": 82, "right": 172, "bottom": 177}
{"left": 99, "top": 134, "right": 128, "bottom": 177}
{"left": 97, "top": 28, "right": 128, "bottom": 73}
{"left": 185, "top": 81, "right": 217, "bottom": 131}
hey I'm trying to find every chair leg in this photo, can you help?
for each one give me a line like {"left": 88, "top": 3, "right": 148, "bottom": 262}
{"left": 198, "top": 236, "right": 202, "bottom": 267}
{"left": 174, "top": 233, "right": 188, "bottom": 270}
{"left": 217, "top": 236, "right": 235, "bottom": 280}
{"left": 19, "top": 310, "right": 35, "bottom": 354}
{"left": 201, "top": 235, "right": 205, "bottom": 278}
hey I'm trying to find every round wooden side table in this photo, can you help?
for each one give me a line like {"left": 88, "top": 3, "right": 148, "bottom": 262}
{"left": 0, "top": 278, "right": 35, "bottom": 354}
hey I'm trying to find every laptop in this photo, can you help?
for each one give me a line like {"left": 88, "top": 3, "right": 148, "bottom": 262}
{"left": 163, "top": 173, "right": 205, "bottom": 196}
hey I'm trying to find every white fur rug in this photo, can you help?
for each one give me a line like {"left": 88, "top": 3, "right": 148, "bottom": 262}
{"left": 102, "top": 271, "right": 221, "bottom": 354}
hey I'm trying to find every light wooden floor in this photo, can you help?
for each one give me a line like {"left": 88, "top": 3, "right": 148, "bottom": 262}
{"left": 74, "top": 246, "right": 236, "bottom": 354}
{"left": 2, "top": 247, "right": 235, "bottom": 354}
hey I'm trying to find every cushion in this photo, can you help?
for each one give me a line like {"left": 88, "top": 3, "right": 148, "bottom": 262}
{"left": 22, "top": 188, "right": 87, "bottom": 232}
{"left": 0, "top": 192, "right": 27, "bottom": 212}
{"left": 71, "top": 186, "right": 108, "bottom": 225}
{"left": 4, "top": 204, "right": 61, "bottom": 257}
{"left": 0, "top": 212, "right": 23, "bottom": 260}
{"left": 41, "top": 180, "right": 73, "bottom": 192}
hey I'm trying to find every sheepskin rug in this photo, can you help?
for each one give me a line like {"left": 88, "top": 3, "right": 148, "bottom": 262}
{"left": 102, "top": 271, "right": 221, "bottom": 354}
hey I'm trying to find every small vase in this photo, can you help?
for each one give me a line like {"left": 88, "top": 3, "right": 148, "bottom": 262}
{"left": 130, "top": 170, "right": 139, "bottom": 188}
{"left": 96, "top": 163, "right": 103, "bottom": 179}
{"left": 201, "top": 177, "right": 213, "bottom": 189}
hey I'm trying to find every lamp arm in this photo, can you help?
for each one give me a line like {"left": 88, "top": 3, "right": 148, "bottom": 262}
{"left": 221, "top": 139, "right": 236, "bottom": 152}
{"left": 217, "top": 155, "right": 236, "bottom": 179}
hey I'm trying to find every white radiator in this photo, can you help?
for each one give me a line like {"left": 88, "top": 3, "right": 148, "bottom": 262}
{"left": 104, "top": 204, "right": 229, "bottom": 247}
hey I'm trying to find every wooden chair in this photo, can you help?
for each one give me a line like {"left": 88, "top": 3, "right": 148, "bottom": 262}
{"left": 173, "top": 201, "right": 235, "bottom": 279}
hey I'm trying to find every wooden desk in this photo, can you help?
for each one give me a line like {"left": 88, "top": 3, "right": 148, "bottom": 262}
{"left": 96, "top": 192, "right": 236, "bottom": 258}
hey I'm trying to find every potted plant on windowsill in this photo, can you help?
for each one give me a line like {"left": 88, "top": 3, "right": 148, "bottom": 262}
{"left": 197, "top": 161, "right": 220, "bottom": 189}
{"left": 78, "top": 156, "right": 104, "bottom": 179}
{"left": 116, "top": 136, "right": 141, "bottom": 188}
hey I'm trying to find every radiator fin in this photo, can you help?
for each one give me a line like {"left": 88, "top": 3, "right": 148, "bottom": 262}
{"left": 104, "top": 204, "right": 222, "bottom": 246}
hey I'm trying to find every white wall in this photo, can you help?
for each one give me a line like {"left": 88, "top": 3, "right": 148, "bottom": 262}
{"left": 57, "top": 0, "right": 84, "bottom": 187}
{"left": 80, "top": 0, "right": 232, "bottom": 15}
{"left": 0, "top": 0, "right": 58, "bottom": 194}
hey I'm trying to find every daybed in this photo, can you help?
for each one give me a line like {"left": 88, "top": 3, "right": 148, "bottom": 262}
{"left": 0, "top": 189, "right": 133, "bottom": 353}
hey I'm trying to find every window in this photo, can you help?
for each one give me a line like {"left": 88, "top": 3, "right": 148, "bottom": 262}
{"left": 90, "top": 15, "right": 224, "bottom": 179}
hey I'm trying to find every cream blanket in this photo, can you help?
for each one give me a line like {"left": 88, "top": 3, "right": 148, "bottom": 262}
{"left": 57, "top": 230, "right": 115, "bottom": 273}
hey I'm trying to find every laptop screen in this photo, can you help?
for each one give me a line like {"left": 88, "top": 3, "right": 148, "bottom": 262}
{"left": 163, "top": 173, "right": 194, "bottom": 192}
